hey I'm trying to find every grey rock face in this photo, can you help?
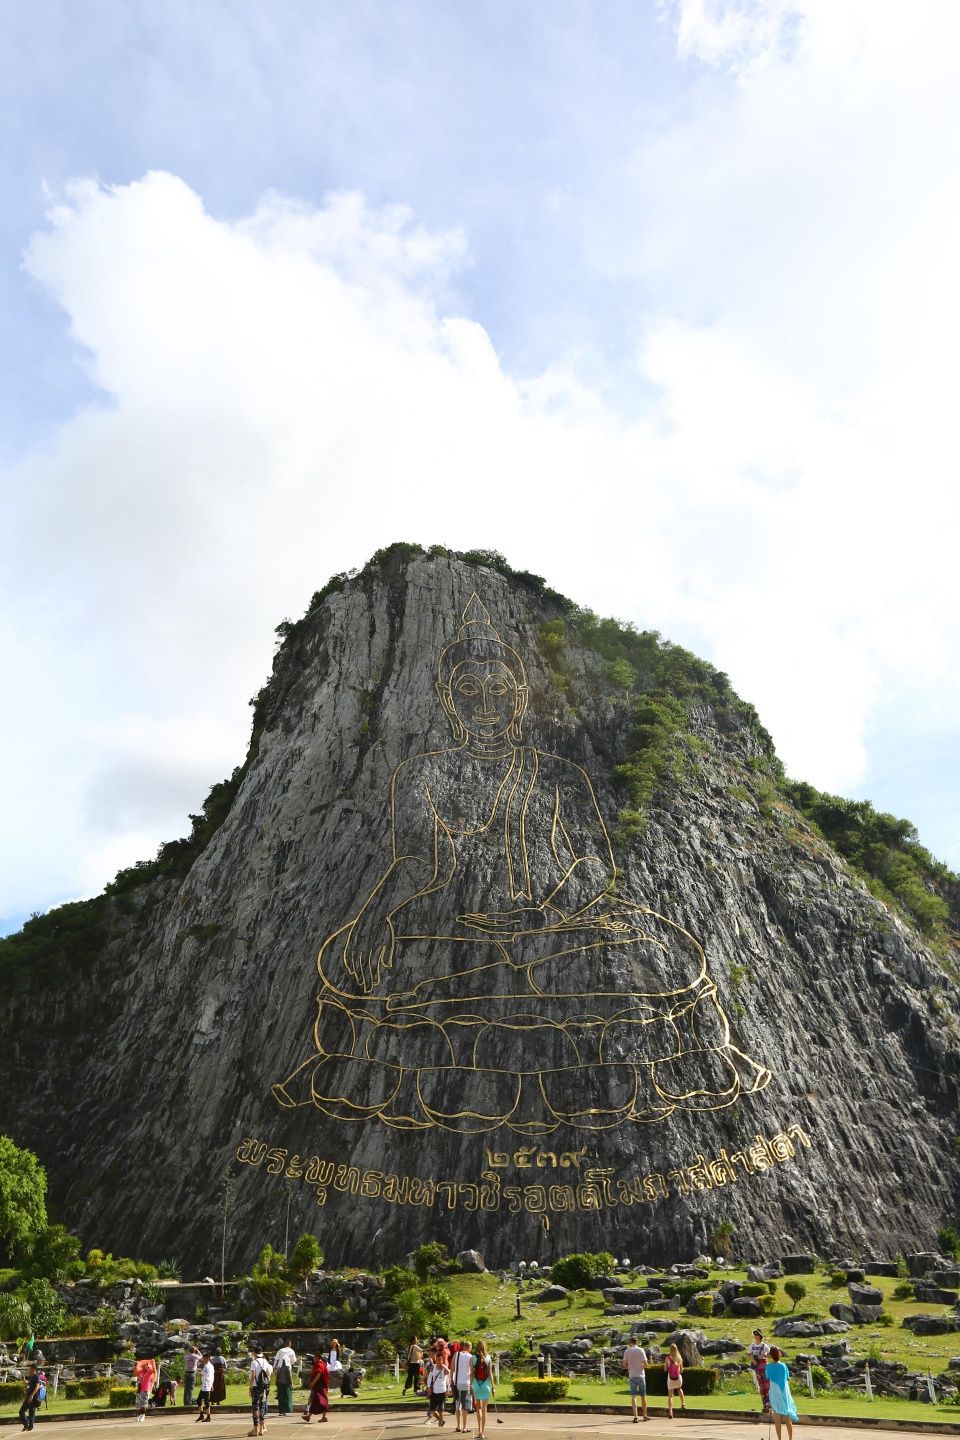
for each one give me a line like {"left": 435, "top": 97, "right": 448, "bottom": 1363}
{"left": 915, "top": 1284, "right": 959, "bottom": 1305}
{"left": 781, "top": 1255, "right": 816, "bottom": 1275}
{"left": 864, "top": 1262, "right": 899, "bottom": 1277}
{"left": 5, "top": 553, "right": 960, "bottom": 1270}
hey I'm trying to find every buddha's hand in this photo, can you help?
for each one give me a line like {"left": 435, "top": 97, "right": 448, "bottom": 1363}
{"left": 458, "top": 906, "right": 555, "bottom": 934}
{"left": 343, "top": 913, "right": 396, "bottom": 992}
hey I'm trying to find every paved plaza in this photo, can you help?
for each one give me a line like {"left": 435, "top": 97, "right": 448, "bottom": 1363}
{"left": 14, "top": 1412, "right": 952, "bottom": 1440}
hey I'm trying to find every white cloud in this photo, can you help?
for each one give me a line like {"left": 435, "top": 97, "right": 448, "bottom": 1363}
{"left": 4, "top": 0, "right": 960, "bottom": 919}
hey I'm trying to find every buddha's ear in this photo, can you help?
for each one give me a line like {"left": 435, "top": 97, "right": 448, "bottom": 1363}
{"left": 515, "top": 683, "right": 529, "bottom": 719}
{"left": 436, "top": 681, "right": 463, "bottom": 738}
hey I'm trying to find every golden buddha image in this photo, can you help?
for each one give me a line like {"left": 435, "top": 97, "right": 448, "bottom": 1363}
{"left": 273, "top": 595, "right": 771, "bottom": 1134}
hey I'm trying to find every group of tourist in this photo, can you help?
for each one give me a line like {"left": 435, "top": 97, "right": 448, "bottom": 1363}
{"left": 403, "top": 1335, "right": 496, "bottom": 1437}
{"left": 621, "top": 1330, "right": 796, "bottom": 1434}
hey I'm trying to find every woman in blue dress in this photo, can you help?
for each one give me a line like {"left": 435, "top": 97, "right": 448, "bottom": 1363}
{"left": 470, "top": 1341, "right": 494, "bottom": 1439}
{"left": 765, "top": 1347, "right": 798, "bottom": 1440}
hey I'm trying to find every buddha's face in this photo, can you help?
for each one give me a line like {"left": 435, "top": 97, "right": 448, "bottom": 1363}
{"left": 440, "top": 658, "right": 526, "bottom": 743}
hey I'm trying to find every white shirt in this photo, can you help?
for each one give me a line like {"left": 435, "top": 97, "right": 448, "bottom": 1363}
{"left": 273, "top": 1347, "right": 297, "bottom": 1372}
{"left": 200, "top": 1362, "right": 214, "bottom": 1392}
{"left": 328, "top": 1349, "right": 342, "bottom": 1372}
{"left": 250, "top": 1358, "right": 272, "bottom": 1387}
{"left": 454, "top": 1352, "right": 472, "bottom": 1388}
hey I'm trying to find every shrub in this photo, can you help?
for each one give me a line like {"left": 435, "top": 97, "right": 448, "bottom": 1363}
{"left": 765, "top": 1280, "right": 779, "bottom": 1295}
{"left": 828, "top": 1270, "right": 847, "bottom": 1287}
{"left": 710, "top": 1220, "right": 736, "bottom": 1258}
{"left": 511, "top": 1377, "right": 571, "bottom": 1402}
{"left": 877, "top": 1312, "right": 894, "bottom": 1326}
{"left": 413, "top": 1242, "right": 449, "bottom": 1281}
{"left": 289, "top": 1233, "right": 324, "bottom": 1289}
{"left": 263, "top": 1305, "right": 297, "bottom": 1327}
{"left": 380, "top": 1264, "right": 418, "bottom": 1298}
{"left": 810, "top": 1365, "right": 831, "bottom": 1392}
{"left": 549, "top": 1252, "right": 615, "bottom": 1290}
{"left": 475, "top": 1314, "right": 490, "bottom": 1329}
{"left": 0, "top": 1381, "right": 23, "bottom": 1403}
{"left": 645, "top": 1367, "right": 719, "bottom": 1396}
{"left": 896, "top": 1252, "right": 909, "bottom": 1279}
{"left": 64, "top": 1377, "right": 113, "bottom": 1399}
{"left": 893, "top": 1282, "right": 914, "bottom": 1300}
{"left": 508, "top": 1338, "right": 528, "bottom": 1359}
{"left": 226, "top": 1369, "right": 248, "bottom": 1385}
{"left": 156, "top": 1259, "right": 181, "bottom": 1280}
{"left": 691, "top": 1293, "right": 715, "bottom": 1317}
{"left": 109, "top": 1386, "right": 137, "bottom": 1408}
{"left": 0, "top": 1291, "right": 31, "bottom": 1340}
{"left": 758, "top": 1294, "right": 776, "bottom": 1315}
{"left": 374, "top": 1338, "right": 397, "bottom": 1364}
{"left": 739, "top": 1281, "right": 768, "bottom": 1298}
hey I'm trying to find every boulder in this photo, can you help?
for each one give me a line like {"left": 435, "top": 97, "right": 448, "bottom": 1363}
{"left": 730, "top": 1296, "right": 763, "bottom": 1318}
{"left": 747, "top": 1263, "right": 783, "bottom": 1282}
{"left": 819, "top": 1320, "right": 850, "bottom": 1334}
{"left": 781, "top": 1254, "right": 816, "bottom": 1275}
{"left": 853, "top": 1305, "right": 884, "bottom": 1324}
{"left": 686, "top": 1292, "right": 724, "bottom": 1318}
{"left": 603, "top": 1287, "right": 663, "bottom": 1305}
{"left": 907, "top": 1252, "right": 949, "bottom": 1277}
{"left": 864, "top": 1262, "right": 899, "bottom": 1277}
{"left": 933, "top": 1270, "right": 960, "bottom": 1288}
{"left": 904, "top": 1315, "right": 960, "bottom": 1335}
{"left": 845, "top": 1268, "right": 865, "bottom": 1283}
{"left": 821, "top": 1340, "right": 851, "bottom": 1357}
{"left": 665, "top": 1329, "right": 705, "bottom": 1366}
{"left": 457, "top": 1250, "right": 486, "bottom": 1273}
{"left": 774, "top": 1320, "right": 823, "bottom": 1338}
{"left": 947, "top": 1358, "right": 960, "bottom": 1371}
{"left": 830, "top": 1303, "right": 855, "bottom": 1323}
{"left": 848, "top": 1282, "right": 883, "bottom": 1307}
{"left": 701, "top": 1338, "right": 744, "bottom": 1355}
{"left": 535, "top": 1285, "right": 568, "bottom": 1303}
{"left": 914, "top": 1284, "right": 958, "bottom": 1306}
{"left": 718, "top": 1280, "right": 742, "bottom": 1303}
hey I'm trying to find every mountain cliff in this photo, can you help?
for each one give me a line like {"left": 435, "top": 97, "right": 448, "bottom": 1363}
{"left": 4, "top": 544, "right": 960, "bottom": 1272}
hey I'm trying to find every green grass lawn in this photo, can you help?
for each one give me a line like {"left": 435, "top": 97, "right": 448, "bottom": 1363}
{"left": 442, "top": 1266, "right": 960, "bottom": 1375}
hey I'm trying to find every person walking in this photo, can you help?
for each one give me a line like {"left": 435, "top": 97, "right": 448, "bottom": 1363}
{"left": 426, "top": 1350, "right": 450, "bottom": 1427}
{"left": 623, "top": 1335, "right": 649, "bottom": 1423}
{"left": 302, "top": 1353, "right": 329, "bottom": 1423}
{"left": 18, "top": 1363, "right": 41, "bottom": 1432}
{"left": 764, "top": 1348, "right": 799, "bottom": 1440}
{"left": 470, "top": 1341, "right": 494, "bottom": 1440}
{"left": 183, "top": 1345, "right": 200, "bottom": 1407}
{"left": 133, "top": 1356, "right": 157, "bottom": 1424}
{"left": 403, "top": 1336, "right": 423, "bottom": 1395}
{"left": 196, "top": 1354, "right": 214, "bottom": 1423}
{"left": 248, "top": 1347, "right": 273, "bottom": 1438}
{"left": 273, "top": 1339, "right": 298, "bottom": 1416}
{"left": 748, "top": 1330, "right": 771, "bottom": 1415}
{"left": 453, "top": 1340, "right": 472, "bottom": 1432}
{"left": 664, "top": 1344, "right": 685, "bottom": 1418}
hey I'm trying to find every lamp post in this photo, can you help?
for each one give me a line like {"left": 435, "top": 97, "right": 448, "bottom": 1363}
{"left": 516, "top": 1261, "right": 526, "bottom": 1319}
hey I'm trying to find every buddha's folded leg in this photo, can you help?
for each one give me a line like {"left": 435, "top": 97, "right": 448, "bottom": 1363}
{"left": 653, "top": 983, "right": 771, "bottom": 1108}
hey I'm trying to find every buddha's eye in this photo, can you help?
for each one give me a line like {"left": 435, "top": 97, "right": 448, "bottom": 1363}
{"left": 489, "top": 683, "right": 508, "bottom": 696}
{"left": 457, "top": 681, "right": 479, "bottom": 696}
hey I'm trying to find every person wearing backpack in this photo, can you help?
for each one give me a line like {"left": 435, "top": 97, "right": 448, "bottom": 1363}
{"left": 664, "top": 1345, "right": 685, "bottom": 1418}
{"left": 19, "top": 1363, "right": 41, "bottom": 1432}
{"left": 248, "top": 1347, "right": 273, "bottom": 1437}
{"left": 453, "top": 1340, "right": 473, "bottom": 1432}
{"left": 470, "top": 1341, "right": 494, "bottom": 1439}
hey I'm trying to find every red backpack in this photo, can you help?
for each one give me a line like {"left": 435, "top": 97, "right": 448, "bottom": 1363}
{"left": 475, "top": 1357, "right": 487, "bottom": 1382}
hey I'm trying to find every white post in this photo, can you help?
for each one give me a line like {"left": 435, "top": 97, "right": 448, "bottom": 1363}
{"left": 53, "top": 1365, "right": 62, "bottom": 1395}
{"left": 394, "top": 1354, "right": 400, "bottom": 1383}
{"left": 600, "top": 1352, "right": 606, "bottom": 1383}
{"left": 805, "top": 1364, "right": 815, "bottom": 1398}
{"left": 927, "top": 1372, "right": 937, "bottom": 1405}
{"left": 546, "top": 1354, "right": 552, "bottom": 1377}
{"left": 864, "top": 1363, "right": 873, "bottom": 1402}
{"left": 494, "top": 1353, "right": 500, "bottom": 1387}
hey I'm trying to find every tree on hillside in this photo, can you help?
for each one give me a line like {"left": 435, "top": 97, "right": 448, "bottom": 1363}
{"left": 0, "top": 1137, "right": 47, "bottom": 1262}
{"left": 413, "top": 1242, "right": 449, "bottom": 1281}
{"left": 784, "top": 1280, "right": 806, "bottom": 1312}
{"left": 289, "top": 1233, "right": 324, "bottom": 1292}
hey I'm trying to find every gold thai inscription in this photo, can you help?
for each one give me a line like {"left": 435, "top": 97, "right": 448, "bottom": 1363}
{"left": 235, "top": 1124, "right": 812, "bottom": 1213}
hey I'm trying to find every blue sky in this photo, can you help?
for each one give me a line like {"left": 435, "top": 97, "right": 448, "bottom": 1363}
{"left": 2, "top": 0, "right": 960, "bottom": 933}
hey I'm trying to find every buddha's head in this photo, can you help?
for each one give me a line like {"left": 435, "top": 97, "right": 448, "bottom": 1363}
{"left": 437, "top": 595, "right": 528, "bottom": 746}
